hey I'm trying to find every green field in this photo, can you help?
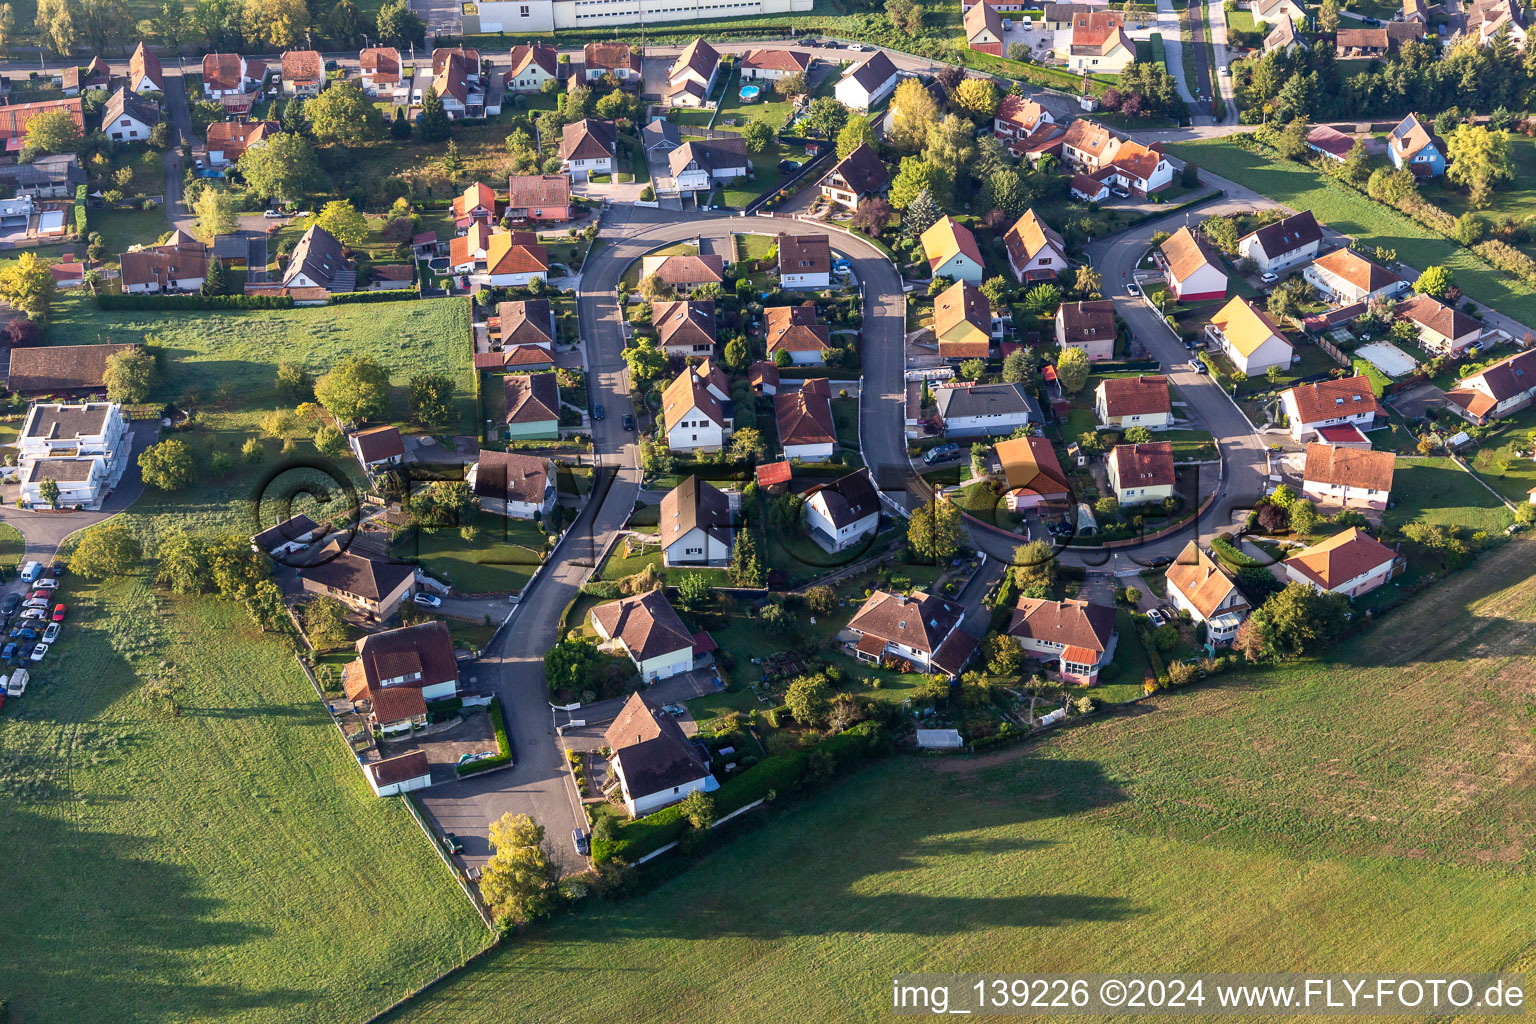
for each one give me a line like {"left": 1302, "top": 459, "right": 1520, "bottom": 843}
{"left": 383, "top": 538, "right": 1536, "bottom": 1023}
{"left": 1467, "top": 408, "right": 1536, "bottom": 504}
{"left": 1166, "top": 139, "right": 1536, "bottom": 325}
{"left": 0, "top": 577, "right": 488, "bottom": 1024}
{"left": 1383, "top": 457, "right": 1513, "bottom": 535}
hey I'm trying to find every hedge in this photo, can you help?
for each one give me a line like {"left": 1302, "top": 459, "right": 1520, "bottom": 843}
{"left": 74, "top": 183, "right": 87, "bottom": 235}
{"left": 331, "top": 288, "right": 419, "bottom": 304}
{"left": 95, "top": 292, "right": 294, "bottom": 311}
{"left": 456, "top": 697, "right": 511, "bottom": 776}
{"left": 1211, "top": 534, "right": 1263, "bottom": 568}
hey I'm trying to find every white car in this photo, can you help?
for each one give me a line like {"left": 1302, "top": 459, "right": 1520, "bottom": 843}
{"left": 29, "top": 642, "right": 49, "bottom": 662}
{"left": 42, "top": 623, "right": 59, "bottom": 643}
{"left": 1261, "top": 272, "right": 1278, "bottom": 284}
{"left": 848, "top": 43, "right": 866, "bottom": 50}
{"left": 21, "top": 599, "right": 48, "bottom": 610}
{"left": 413, "top": 592, "right": 442, "bottom": 608}
{"left": 34, "top": 579, "right": 58, "bottom": 590}
{"left": 262, "top": 209, "right": 285, "bottom": 219}
{"left": 1219, "top": 66, "right": 1229, "bottom": 76}
{"left": 5, "top": 673, "right": 24, "bottom": 696}
{"left": 1127, "top": 283, "right": 1141, "bottom": 296}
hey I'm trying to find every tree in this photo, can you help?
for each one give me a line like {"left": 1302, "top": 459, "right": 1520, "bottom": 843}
{"left": 376, "top": 0, "right": 424, "bottom": 45}
{"left": 801, "top": 96, "right": 849, "bottom": 139}
{"left": 1250, "top": 581, "right": 1349, "bottom": 658}
{"left": 920, "top": 115, "right": 974, "bottom": 203}
{"left": 1275, "top": 117, "right": 1310, "bottom": 160}
{"left": 728, "top": 427, "right": 765, "bottom": 462}
{"left": 1414, "top": 265, "right": 1456, "bottom": 299}
{"left": 773, "top": 71, "right": 808, "bottom": 97}
{"left": 986, "top": 631, "right": 1022, "bottom": 676}
{"left": 951, "top": 77, "right": 999, "bottom": 123}
{"left": 307, "top": 79, "right": 384, "bottom": 147}
{"left": 0, "top": 3, "right": 16, "bottom": 47}
{"left": 37, "top": 476, "right": 59, "bottom": 508}
{"left": 1010, "top": 539, "right": 1056, "bottom": 597}
{"left": 622, "top": 335, "right": 666, "bottom": 389}
{"left": 1073, "top": 265, "right": 1103, "bottom": 300}
{"left": 1318, "top": 0, "right": 1340, "bottom": 33}
{"left": 480, "top": 813, "right": 558, "bottom": 927}
{"left": 907, "top": 498, "right": 960, "bottom": 560}
{"left": 729, "top": 528, "right": 763, "bottom": 587}
{"left": 638, "top": 437, "right": 673, "bottom": 478}
{"left": 1287, "top": 498, "right": 1318, "bottom": 534}
{"left": 1446, "top": 124, "right": 1514, "bottom": 209}
{"left": 23, "top": 107, "right": 82, "bottom": 154}
{"left": 723, "top": 336, "right": 749, "bottom": 372}
{"left": 1453, "top": 212, "right": 1485, "bottom": 246}
{"left": 276, "top": 360, "right": 311, "bottom": 400}
{"left": 193, "top": 187, "right": 238, "bottom": 239}
{"left": 321, "top": 0, "right": 366, "bottom": 46}
{"left": 1202, "top": 214, "right": 1240, "bottom": 254}
{"left": 1123, "top": 425, "right": 1152, "bottom": 444}
{"left": 243, "top": 0, "right": 308, "bottom": 47}
{"left": 544, "top": 635, "right": 598, "bottom": 693}
{"left": 1267, "top": 277, "right": 1307, "bottom": 321}
{"left": 1341, "top": 139, "right": 1371, "bottom": 185}
{"left": 139, "top": 439, "right": 195, "bottom": 490}
{"left": 1002, "top": 348, "right": 1036, "bottom": 384}
{"left": 1095, "top": 494, "right": 1120, "bottom": 519}
{"left": 959, "top": 358, "right": 986, "bottom": 382}
{"left": 76, "top": 0, "right": 130, "bottom": 54}
{"left": 0, "top": 252, "right": 55, "bottom": 321}
{"left": 237, "top": 131, "right": 323, "bottom": 202}
{"left": 312, "top": 200, "right": 368, "bottom": 248}
{"left": 899, "top": 186, "right": 939, "bottom": 242}
{"left": 304, "top": 596, "right": 351, "bottom": 645}
{"left": 390, "top": 106, "right": 412, "bottom": 140}
{"left": 408, "top": 372, "right": 455, "bottom": 426}
{"left": 785, "top": 673, "right": 831, "bottom": 728}
{"left": 836, "top": 115, "right": 877, "bottom": 158}
{"left": 201, "top": 257, "right": 229, "bottom": 297}
{"left": 33, "top": 0, "right": 74, "bottom": 54}
{"left": 315, "top": 355, "right": 391, "bottom": 424}
{"left": 851, "top": 196, "right": 891, "bottom": 236}
{"left": 418, "top": 89, "right": 451, "bottom": 142}
{"left": 1055, "top": 346, "right": 1090, "bottom": 395}
{"left": 70, "top": 524, "right": 141, "bottom": 578}
{"left": 678, "top": 789, "right": 716, "bottom": 830}
{"left": 740, "top": 118, "right": 773, "bottom": 154}
{"left": 103, "top": 347, "right": 157, "bottom": 403}
{"left": 889, "top": 77, "right": 940, "bottom": 151}
{"left": 1023, "top": 282, "right": 1062, "bottom": 316}
{"left": 281, "top": 94, "right": 310, "bottom": 136}
{"left": 805, "top": 585, "right": 836, "bottom": 618}
{"left": 675, "top": 572, "right": 711, "bottom": 610}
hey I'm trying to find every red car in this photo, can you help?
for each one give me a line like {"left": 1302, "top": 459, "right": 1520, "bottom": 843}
{"left": 25, "top": 590, "right": 48, "bottom": 601}
{"left": 51, "top": 604, "right": 65, "bottom": 622}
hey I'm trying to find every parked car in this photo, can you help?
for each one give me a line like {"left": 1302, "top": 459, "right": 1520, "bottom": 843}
{"left": 1192, "top": 361, "right": 1210, "bottom": 375}
{"left": 9, "top": 627, "right": 36, "bottom": 641}
{"left": 592, "top": 403, "right": 605, "bottom": 421}
{"left": 25, "top": 590, "right": 49, "bottom": 601}
{"left": 1219, "top": 65, "right": 1229, "bottom": 76}
{"left": 439, "top": 832, "right": 465, "bottom": 855}
{"left": 41, "top": 623, "right": 59, "bottom": 644}
{"left": 262, "top": 209, "right": 285, "bottom": 219}
{"left": 572, "top": 828, "right": 590, "bottom": 855}
{"left": 923, "top": 443, "right": 961, "bottom": 465}
{"left": 34, "top": 579, "right": 58, "bottom": 591}
{"left": 1147, "top": 608, "right": 1167, "bottom": 627}
{"left": 29, "top": 643, "right": 48, "bottom": 663}
{"left": 1126, "top": 283, "right": 1141, "bottom": 296}
{"left": 5, "top": 670, "right": 25, "bottom": 696}
{"left": 19, "top": 610, "right": 45, "bottom": 622}
{"left": 1, "top": 643, "right": 17, "bottom": 660}
{"left": 51, "top": 604, "right": 66, "bottom": 622}
{"left": 1, "top": 594, "right": 19, "bottom": 616}
{"left": 848, "top": 42, "right": 866, "bottom": 50}
{"left": 1260, "top": 272, "right": 1278, "bottom": 284}
{"left": 412, "top": 592, "right": 442, "bottom": 608}
{"left": 49, "top": 560, "right": 65, "bottom": 576}
{"left": 22, "top": 599, "right": 48, "bottom": 611}
{"left": 622, "top": 414, "right": 636, "bottom": 431}
{"left": 661, "top": 703, "right": 687, "bottom": 716}
{"left": 777, "top": 159, "right": 800, "bottom": 173}
{"left": 1110, "top": 187, "right": 1130, "bottom": 199}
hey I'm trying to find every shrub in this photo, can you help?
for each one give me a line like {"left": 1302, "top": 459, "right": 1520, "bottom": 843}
{"left": 456, "top": 698, "right": 512, "bottom": 776}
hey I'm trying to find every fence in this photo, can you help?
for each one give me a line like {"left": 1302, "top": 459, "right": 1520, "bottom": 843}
{"left": 1314, "top": 335, "right": 1353, "bottom": 367}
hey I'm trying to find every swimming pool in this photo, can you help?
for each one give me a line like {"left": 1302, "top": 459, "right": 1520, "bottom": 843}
{"left": 739, "top": 84, "right": 761, "bottom": 101}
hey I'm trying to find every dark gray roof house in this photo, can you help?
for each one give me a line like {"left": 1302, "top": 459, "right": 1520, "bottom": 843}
{"left": 933, "top": 382, "right": 1043, "bottom": 434}
{"left": 283, "top": 224, "right": 355, "bottom": 292}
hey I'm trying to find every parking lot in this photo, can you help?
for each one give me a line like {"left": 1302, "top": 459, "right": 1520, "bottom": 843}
{"left": 0, "top": 559, "right": 70, "bottom": 702}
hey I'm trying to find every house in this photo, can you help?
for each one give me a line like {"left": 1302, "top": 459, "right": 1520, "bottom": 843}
{"left": 342, "top": 621, "right": 459, "bottom": 736}
{"left": 1236, "top": 211, "right": 1322, "bottom": 275}
{"left": 1250, "top": 0, "right": 1307, "bottom": 23}
{"left": 468, "top": 449, "right": 555, "bottom": 518}
{"left": 16, "top": 402, "right": 131, "bottom": 510}
{"left": 1444, "top": 348, "right": 1536, "bottom": 425}
{"left": 740, "top": 48, "right": 810, "bottom": 79}
{"left": 300, "top": 545, "right": 417, "bottom": 619}
{"left": 1003, "top": 209, "right": 1068, "bottom": 283}
{"left": 449, "top": 221, "right": 492, "bottom": 272}
{"left": 934, "top": 381, "right": 1041, "bottom": 437}
{"left": 965, "top": 1, "right": 1006, "bottom": 54}
{"left": 642, "top": 119, "right": 681, "bottom": 154}
{"left": 483, "top": 344, "right": 555, "bottom": 371}
{"left": 1301, "top": 443, "right": 1395, "bottom": 511}
{"left": 779, "top": 233, "right": 831, "bottom": 290}
{"left": 369, "top": 263, "right": 414, "bottom": 291}
{"left": 654, "top": 299, "right": 717, "bottom": 357}
{"left": 834, "top": 50, "right": 900, "bottom": 112}
{"left": 818, "top": 142, "right": 888, "bottom": 211}
{"left": 1279, "top": 375, "right": 1380, "bottom": 441}
{"left": 0, "top": 153, "right": 83, "bottom": 198}
{"left": 1387, "top": 113, "right": 1446, "bottom": 177}
{"left": 749, "top": 360, "right": 780, "bottom": 396}
{"left": 1158, "top": 226, "right": 1227, "bottom": 302}
{"left": 1094, "top": 375, "right": 1172, "bottom": 430}
{"left": 484, "top": 230, "right": 550, "bottom": 287}
{"left": 1096, "top": 139, "right": 1174, "bottom": 197}
{"left": 205, "top": 119, "right": 278, "bottom": 167}
{"left": 504, "top": 371, "right": 561, "bottom": 439}
{"left": 451, "top": 181, "right": 498, "bottom": 228}
{"left": 283, "top": 224, "right": 354, "bottom": 292}
{"left": 1307, "top": 125, "right": 1357, "bottom": 163}
{"left": 1206, "top": 296, "right": 1294, "bottom": 376}
{"left": 995, "top": 434, "right": 1071, "bottom": 510}
{"left": 590, "top": 591, "right": 696, "bottom": 681}
{"left": 251, "top": 513, "right": 321, "bottom": 558}
{"left": 127, "top": 41, "right": 163, "bottom": 92}
{"left": 1006, "top": 597, "right": 1117, "bottom": 685}
{"left": 993, "top": 94, "right": 1056, "bottom": 150}
{"left": 7, "top": 343, "right": 137, "bottom": 394}
{"left": 1042, "top": 1, "right": 1108, "bottom": 29}
{"left": 57, "top": 56, "right": 110, "bottom": 95}
{"left": 1394, "top": 294, "right": 1481, "bottom": 356}
{"left": 1107, "top": 441, "right": 1174, "bottom": 505}
{"left": 1164, "top": 542, "right": 1250, "bottom": 646}
{"left": 584, "top": 41, "right": 642, "bottom": 83}
{"left": 120, "top": 239, "right": 208, "bottom": 293}
{"left": 359, "top": 47, "right": 403, "bottom": 96}
{"left": 920, "top": 216, "right": 985, "bottom": 284}
{"left": 1056, "top": 299, "right": 1117, "bottom": 361}
{"left": 847, "top": 589, "right": 965, "bottom": 672}
{"left": 506, "top": 174, "right": 574, "bottom": 222}
{"left": 365, "top": 751, "right": 433, "bottom": 797}
{"left": 604, "top": 692, "right": 715, "bottom": 816}
{"left": 1403, "top": 0, "right": 1429, "bottom": 23}
{"left": 1264, "top": 14, "right": 1300, "bottom": 53}
{"left": 350, "top": 425, "right": 404, "bottom": 474}
{"left": 431, "top": 51, "right": 482, "bottom": 117}
{"left": 659, "top": 475, "right": 732, "bottom": 566}
{"left": 49, "top": 261, "right": 84, "bottom": 287}
{"left": 1063, "top": 10, "right": 1135, "bottom": 70}
{"left": 202, "top": 53, "right": 262, "bottom": 98}
{"left": 639, "top": 253, "right": 725, "bottom": 294}
{"left": 776, "top": 378, "right": 837, "bottom": 461}
{"left": 663, "top": 363, "right": 732, "bottom": 452}
{"left": 1069, "top": 174, "right": 1111, "bottom": 203}
{"left": 668, "top": 37, "right": 722, "bottom": 100}
{"left": 1061, "top": 118, "right": 1122, "bottom": 173}
{"left": 764, "top": 302, "right": 830, "bottom": 364}
{"left": 668, "top": 137, "right": 751, "bottom": 195}
{"left": 280, "top": 50, "right": 325, "bottom": 96}
{"left": 803, "top": 471, "right": 880, "bottom": 552}
{"left": 1304, "top": 248, "right": 1405, "bottom": 305}
{"left": 1283, "top": 527, "right": 1402, "bottom": 597}
{"left": 1336, "top": 27, "right": 1387, "bottom": 54}
{"left": 0, "top": 98, "right": 83, "bottom": 157}
{"left": 506, "top": 43, "right": 558, "bottom": 92}
{"left": 101, "top": 88, "right": 159, "bottom": 142}
{"left": 932, "top": 280, "right": 991, "bottom": 361}
{"left": 558, "top": 118, "right": 617, "bottom": 181}
{"left": 1464, "top": 0, "right": 1527, "bottom": 46}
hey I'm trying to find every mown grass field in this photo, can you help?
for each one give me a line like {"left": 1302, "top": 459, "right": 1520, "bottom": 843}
{"left": 1384, "top": 457, "right": 1514, "bottom": 535}
{"left": 397, "top": 508, "right": 547, "bottom": 594}
{"left": 0, "top": 577, "right": 488, "bottom": 1024}
{"left": 1165, "top": 139, "right": 1536, "bottom": 325}
{"left": 384, "top": 539, "right": 1536, "bottom": 1024}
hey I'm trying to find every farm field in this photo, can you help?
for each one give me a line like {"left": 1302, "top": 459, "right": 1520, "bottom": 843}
{"left": 1164, "top": 139, "right": 1536, "bottom": 325}
{"left": 0, "top": 576, "right": 488, "bottom": 1024}
{"left": 383, "top": 538, "right": 1536, "bottom": 1024}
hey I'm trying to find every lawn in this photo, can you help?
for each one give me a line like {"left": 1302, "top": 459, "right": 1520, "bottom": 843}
{"left": 397, "top": 508, "right": 547, "bottom": 595}
{"left": 713, "top": 67, "right": 797, "bottom": 131}
{"left": 1381, "top": 457, "right": 1513, "bottom": 536}
{"left": 1165, "top": 138, "right": 1536, "bottom": 325}
{"left": 1163, "top": 428, "right": 1217, "bottom": 461}
{"left": 383, "top": 537, "right": 1536, "bottom": 1024}
{"left": 0, "top": 576, "right": 488, "bottom": 1024}
{"left": 1466, "top": 408, "right": 1536, "bottom": 505}
{"left": 48, "top": 294, "right": 477, "bottom": 434}
{"left": 0, "top": 521, "right": 23, "bottom": 569}
{"left": 93, "top": 206, "right": 173, "bottom": 257}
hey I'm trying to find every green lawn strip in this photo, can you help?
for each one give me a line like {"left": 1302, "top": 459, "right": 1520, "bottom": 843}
{"left": 1382, "top": 457, "right": 1513, "bottom": 534}
{"left": 831, "top": 396, "right": 859, "bottom": 447}
{"left": 1465, "top": 409, "right": 1536, "bottom": 504}
{"left": 94, "top": 206, "right": 173, "bottom": 258}
{"left": 0, "top": 521, "right": 23, "bottom": 569}
{"left": 1163, "top": 428, "right": 1217, "bottom": 461}
{"left": 398, "top": 509, "right": 548, "bottom": 595}
{"left": 1164, "top": 139, "right": 1536, "bottom": 325}
{"left": 1, "top": 577, "right": 487, "bottom": 1024}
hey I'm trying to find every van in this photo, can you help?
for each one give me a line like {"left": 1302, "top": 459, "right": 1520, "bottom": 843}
{"left": 1020, "top": 14, "right": 1033, "bottom": 26}
{"left": 19, "top": 561, "right": 42, "bottom": 582}
{"left": 922, "top": 443, "right": 961, "bottom": 465}
{"left": 7, "top": 668, "right": 28, "bottom": 696}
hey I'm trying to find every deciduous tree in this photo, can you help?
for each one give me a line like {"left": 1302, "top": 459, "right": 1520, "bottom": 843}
{"left": 315, "top": 355, "right": 391, "bottom": 423}
{"left": 889, "top": 77, "right": 939, "bottom": 152}
{"left": 0, "top": 251, "right": 55, "bottom": 321}
{"left": 139, "top": 439, "right": 196, "bottom": 491}
{"left": 24, "top": 107, "right": 82, "bottom": 154}
{"left": 836, "top": 114, "right": 877, "bottom": 158}
{"left": 907, "top": 498, "right": 960, "bottom": 560}
{"left": 70, "top": 523, "right": 142, "bottom": 578}
{"left": 237, "top": 131, "right": 323, "bottom": 202}
{"left": 307, "top": 79, "right": 385, "bottom": 147}
{"left": 480, "top": 813, "right": 559, "bottom": 927}
{"left": 103, "top": 347, "right": 157, "bottom": 403}
{"left": 1055, "top": 345, "right": 1090, "bottom": 395}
